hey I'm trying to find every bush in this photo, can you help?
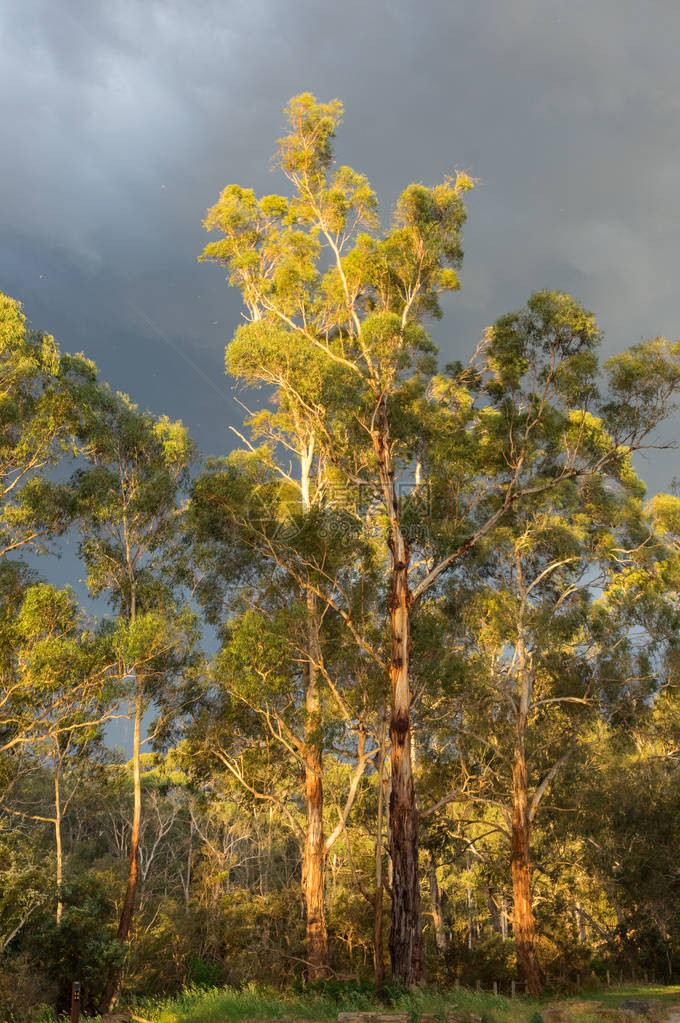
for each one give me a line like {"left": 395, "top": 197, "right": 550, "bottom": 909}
{"left": 0, "top": 952, "right": 56, "bottom": 1023}
{"left": 26, "top": 872, "right": 122, "bottom": 1014}
{"left": 188, "top": 956, "right": 221, "bottom": 989}
{"left": 443, "top": 934, "right": 518, "bottom": 989}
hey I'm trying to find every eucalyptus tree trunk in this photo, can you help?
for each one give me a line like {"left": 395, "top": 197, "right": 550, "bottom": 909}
{"left": 53, "top": 747, "right": 63, "bottom": 925}
{"left": 487, "top": 889, "right": 502, "bottom": 935}
{"left": 301, "top": 588, "right": 328, "bottom": 978}
{"left": 117, "top": 676, "right": 142, "bottom": 944}
{"left": 300, "top": 441, "right": 329, "bottom": 979}
{"left": 102, "top": 672, "right": 142, "bottom": 1011}
{"left": 466, "top": 854, "right": 475, "bottom": 949}
{"left": 373, "top": 404, "right": 423, "bottom": 986}
{"left": 510, "top": 746, "right": 541, "bottom": 995}
{"left": 511, "top": 634, "right": 542, "bottom": 996}
{"left": 428, "top": 853, "right": 447, "bottom": 953}
{"left": 373, "top": 711, "right": 388, "bottom": 991}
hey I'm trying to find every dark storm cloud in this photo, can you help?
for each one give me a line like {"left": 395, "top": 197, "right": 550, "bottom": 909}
{"left": 2, "top": 0, "right": 680, "bottom": 484}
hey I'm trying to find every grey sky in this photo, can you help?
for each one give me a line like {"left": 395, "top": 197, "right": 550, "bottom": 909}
{"left": 4, "top": 0, "right": 680, "bottom": 751}
{"left": 2, "top": 0, "right": 680, "bottom": 487}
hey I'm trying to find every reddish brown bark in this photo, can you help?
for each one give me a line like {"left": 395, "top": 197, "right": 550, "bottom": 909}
{"left": 300, "top": 448, "right": 329, "bottom": 980}
{"left": 388, "top": 664, "right": 423, "bottom": 984}
{"left": 511, "top": 749, "right": 542, "bottom": 996}
{"left": 373, "top": 712, "right": 387, "bottom": 992}
{"left": 373, "top": 405, "right": 424, "bottom": 987}
{"left": 301, "top": 700, "right": 328, "bottom": 978}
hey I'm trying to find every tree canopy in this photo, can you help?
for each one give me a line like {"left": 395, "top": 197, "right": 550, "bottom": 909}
{"left": 2, "top": 95, "right": 680, "bottom": 1019}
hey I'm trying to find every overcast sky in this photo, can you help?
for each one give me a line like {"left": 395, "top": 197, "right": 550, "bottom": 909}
{"left": 2, "top": 0, "right": 680, "bottom": 489}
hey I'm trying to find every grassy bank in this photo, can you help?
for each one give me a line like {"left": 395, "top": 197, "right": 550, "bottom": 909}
{"left": 133, "top": 984, "right": 512, "bottom": 1023}
{"left": 589, "top": 985, "right": 680, "bottom": 1008}
{"left": 33, "top": 982, "right": 680, "bottom": 1023}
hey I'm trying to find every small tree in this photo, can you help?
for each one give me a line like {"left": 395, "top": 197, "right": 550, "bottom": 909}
{"left": 73, "top": 382, "right": 198, "bottom": 1008}
{"left": 190, "top": 446, "right": 386, "bottom": 979}
{"left": 0, "top": 577, "right": 114, "bottom": 947}
{"left": 439, "top": 467, "right": 655, "bottom": 991}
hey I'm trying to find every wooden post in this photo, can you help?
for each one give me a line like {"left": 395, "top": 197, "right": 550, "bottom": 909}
{"left": 606, "top": 970, "right": 611, "bottom": 987}
{"left": 455, "top": 978, "right": 460, "bottom": 990}
{"left": 511, "top": 981, "right": 516, "bottom": 998}
{"left": 577, "top": 973, "right": 581, "bottom": 992}
{"left": 493, "top": 981, "right": 498, "bottom": 996}
{"left": 476, "top": 980, "right": 481, "bottom": 992}
{"left": 70, "top": 981, "right": 81, "bottom": 1023}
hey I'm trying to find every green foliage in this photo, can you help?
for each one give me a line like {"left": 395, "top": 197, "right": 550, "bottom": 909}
{"left": 189, "top": 956, "right": 221, "bottom": 989}
{"left": 28, "top": 872, "right": 124, "bottom": 1013}
{"left": 4, "top": 91, "right": 680, "bottom": 1014}
{"left": 73, "top": 385, "right": 195, "bottom": 612}
{"left": 0, "top": 292, "right": 90, "bottom": 562}
{"left": 1, "top": 578, "right": 112, "bottom": 756}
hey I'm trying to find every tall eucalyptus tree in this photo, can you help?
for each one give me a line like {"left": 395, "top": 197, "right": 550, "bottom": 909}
{"left": 200, "top": 94, "right": 680, "bottom": 984}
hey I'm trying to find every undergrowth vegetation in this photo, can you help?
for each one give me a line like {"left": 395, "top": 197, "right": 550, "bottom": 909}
{"left": 28, "top": 982, "right": 680, "bottom": 1023}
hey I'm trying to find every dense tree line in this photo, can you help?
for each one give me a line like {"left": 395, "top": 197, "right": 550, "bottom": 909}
{"left": 3, "top": 95, "right": 680, "bottom": 1018}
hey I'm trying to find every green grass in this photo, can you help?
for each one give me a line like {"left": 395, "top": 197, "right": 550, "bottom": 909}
{"left": 129, "top": 983, "right": 512, "bottom": 1023}
{"left": 589, "top": 986, "right": 680, "bottom": 1008}
{"left": 136, "top": 983, "right": 680, "bottom": 1023}
{"left": 33, "top": 982, "right": 680, "bottom": 1023}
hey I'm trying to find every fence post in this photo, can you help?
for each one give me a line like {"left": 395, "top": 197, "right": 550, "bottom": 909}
{"left": 476, "top": 980, "right": 481, "bottom": 992}
{"left": 70, "top": 981, "right": 81, "bottom": 1023}
{"left": 493, "top": 982, "right": 498, "bottom": 996}
{"left": 511, "top": 981, "right": 516, "bottom": 998}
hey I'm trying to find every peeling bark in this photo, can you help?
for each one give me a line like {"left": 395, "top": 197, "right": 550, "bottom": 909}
{"left": 300, "top": 443, "right": 329, "bottom": 979}
{"left": 373, "top": 404, "right": 423, "bottom": 986}
{"left": 511, "top": 749, "right": 542, "bottom": 996}
{"left": 373, "top": 712, "right": 387, "bottom": 991}
{"left": 301, "top": 609, "right": 328, "bottom": 979}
